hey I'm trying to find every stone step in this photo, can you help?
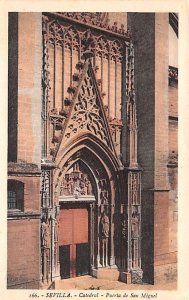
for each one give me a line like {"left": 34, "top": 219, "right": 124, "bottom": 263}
{"left": 93, "top": 268, "right": 120, "bottom": 281}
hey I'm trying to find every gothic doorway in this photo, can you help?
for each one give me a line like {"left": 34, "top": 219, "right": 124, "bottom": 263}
{"left": 56, "top": 146, "right": 117, "bottom": 279}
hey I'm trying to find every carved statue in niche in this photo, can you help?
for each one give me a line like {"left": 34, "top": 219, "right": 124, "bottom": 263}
{"left": 68, "top": 175, "right": 74, "bottom": 194}
{"left": 131, "top": 206, "right": 140, "bottom": 269}
{"left": 41, "top": 218, "right": 51, "bottom": 283}
{"left": 131, "top": 207, "right": 139, "bottom": 238}
{"left": 41, "top": 219, "right": 51, "bottom": 248}
{"left": 121, "top": 219, "right": 127, "bottom": 240}
{"left": 99, "top": 178, "right": 107, "bottom": 190}
{"left": 101, "top": 212, "right": 110, "bottom": 239}
{"left": 83, "top": 174, "right": 93, "bottom": 194}
{"left": 100, "top": 190, "right": 108, "bottom": 205}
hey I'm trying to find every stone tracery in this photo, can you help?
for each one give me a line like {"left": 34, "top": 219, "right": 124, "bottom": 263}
{"left": 47, "top": 18, "right": 124, "bottom": 61}
{"left": 42, "top": 14, "right": 125, "bottom": 158}
{"left": 65, "top": 71, "right": 109, "bottom": 146}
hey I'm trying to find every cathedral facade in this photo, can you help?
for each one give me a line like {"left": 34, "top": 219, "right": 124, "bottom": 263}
{"left": 7, "top": 12, "right": 178, "bottom": 289}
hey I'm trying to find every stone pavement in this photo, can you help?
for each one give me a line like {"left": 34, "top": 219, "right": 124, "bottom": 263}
{"left": 55, "top": 275, "right": 177, "bottom": 290}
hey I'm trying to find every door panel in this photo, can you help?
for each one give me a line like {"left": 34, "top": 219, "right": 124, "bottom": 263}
{"left": 59, "top": 209, "right": 73, "bottom": 245}
{"left": 73, "top": 208, "right": 88, "bottom": 244}
{"left": 76, "top": 243, "right": 89, "bottom": 276}
{"left": 59, "top": 245, "right": 70, "bottom": 279}
{"left": 58, "top": 206, "right": 89, "bottom": 278}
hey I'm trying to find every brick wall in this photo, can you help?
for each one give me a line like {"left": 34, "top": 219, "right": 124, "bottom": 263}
{"left": 154, "top": 263, "right": 177, "bottom": 285}
{"left": 7, "top": 12, "right": 42, "bottom": 289}
{"left": 7, "top": 173, "right": 41, "bottom": 289}
{"left": 169, "top": 85, "right": 178, "bottom": 118}
{"left": 141, "top": 190, "right": 154, "bottom": 284}
{"left": 154, "top": 192, "right": 177, "bottom": 284}
{"left": 7, "top": 219, "right": 40, "bottom": 289}
{"left": 154, "top": 192, "right": 169, "bottom": 257}
{"left": 169, "top": 122, "right": 178, "bottom": 154}
{"left": 17, "top": 13, "right": 42, "bottom": 165}
{"left": 154, "top": 13, "right": 169, "bottom": 191}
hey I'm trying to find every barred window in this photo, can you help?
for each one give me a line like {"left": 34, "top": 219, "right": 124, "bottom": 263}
{"left": 8, "top": 190, "right": 17, "bottom": 209}
{"left": 7, "top": 180, "right": 24, "bottom": 211}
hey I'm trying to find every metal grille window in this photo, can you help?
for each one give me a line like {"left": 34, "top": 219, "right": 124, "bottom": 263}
{"left": 8, "top": 190, "right": 17, "bottom": 209}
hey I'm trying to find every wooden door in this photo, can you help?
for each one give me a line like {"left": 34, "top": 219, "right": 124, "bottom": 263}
{"left": 76, "top": 243, "right": 89, "bottom": 276}
{"left": 58, "top": 206, "right": 89, "bottom": 278}
{"left": 59, "top": 245, "right": 70, "bottom": 279}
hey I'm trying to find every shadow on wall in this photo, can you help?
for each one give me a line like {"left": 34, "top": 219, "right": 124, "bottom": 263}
{"left": 8, "top": 12, "right": 18, "bottom": 162}
{"left": 141, "top": 190, "right": 154, "bottom": 284}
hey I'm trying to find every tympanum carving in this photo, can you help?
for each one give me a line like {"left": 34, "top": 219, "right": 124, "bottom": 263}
{"left": 60, "top": 162, "right": 93, "bottom": 198}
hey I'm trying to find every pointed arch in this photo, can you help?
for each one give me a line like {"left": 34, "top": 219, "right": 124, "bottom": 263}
{"left": 54, "top": 132, "right": 121, "bottom": 192}
{"left": 53, "top": 132, "right": 122, "bottom": 216}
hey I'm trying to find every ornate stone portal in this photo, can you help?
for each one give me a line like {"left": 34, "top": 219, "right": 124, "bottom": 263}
{"left": 40, "top": 12, "right": 143, "bottom": 285}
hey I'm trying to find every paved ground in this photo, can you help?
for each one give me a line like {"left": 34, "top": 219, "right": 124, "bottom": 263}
{"left": 55, "top": 275, "right": 177, "bottom": 290}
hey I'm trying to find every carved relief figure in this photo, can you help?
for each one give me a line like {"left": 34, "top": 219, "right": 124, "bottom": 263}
{"left": 121, "top": 219, "right": 127, "bottom": 240}
{"left": 41, "top": 220, "right": 51, "bottom": 248}
{"left": 131, "top": 207, "right": 139, "bottom": 238}
{"left": 41, "top": 219, "right": 51, "bottom": 283}
{"left": 73, "top": 181, "right": 83, "bottom": 198}
{"left": 100, "top": 191, "right": 108, "bottom": 205}
{"left": 101, "top": 212, "right": 110, "bottom": 239}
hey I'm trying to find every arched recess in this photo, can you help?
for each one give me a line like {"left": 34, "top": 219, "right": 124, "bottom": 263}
{"left": 54, "top": 133, "right": 121, "bottom": 277}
